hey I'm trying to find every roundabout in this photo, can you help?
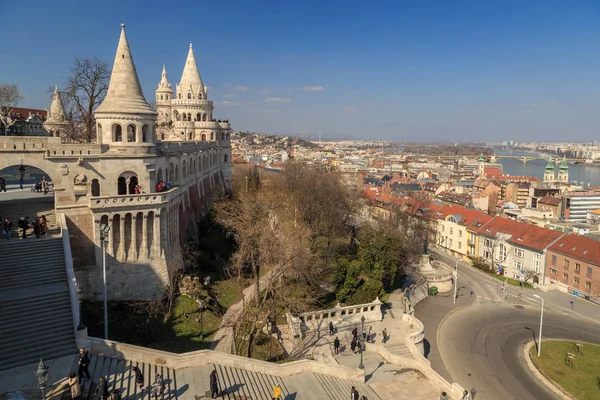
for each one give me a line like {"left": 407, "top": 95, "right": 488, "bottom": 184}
{"left": 437, "top": 303, "right": 600, "bottom": 400}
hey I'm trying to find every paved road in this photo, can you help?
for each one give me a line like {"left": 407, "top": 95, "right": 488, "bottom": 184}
{"left": 438, "top": 303, "right": 600, "bottom": 400}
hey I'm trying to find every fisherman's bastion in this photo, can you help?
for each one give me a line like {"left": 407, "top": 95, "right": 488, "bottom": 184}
{"left": 0, "top": 25, "right": 467, "bottom": 400}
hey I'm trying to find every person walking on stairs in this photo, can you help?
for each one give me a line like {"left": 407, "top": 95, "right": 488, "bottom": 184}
{"left": 334, "top": 336, "right": 340, "bottom": 354}
{"left": 209, "top": 370, "right": 219, "bottom": 399}
{"left": 4, "top": 218, "right": 13, "bottom": 240}
{"left": 109, "top": 389, "right": 121, "bottom": 400}
{"left": 329, "top": 321, "right": 334, "bottom": 336}
{"left": 272, "top": 383, "right": 282, "bottom": 400}
{"left": 40, "top": 215, "right": 47, "bottom": 235}
{"left": 132, "top": 366, "right": 145, "bottom": 392}
{"left": 461, "top": 389, "right": 470, "bottom": 400}
{"left": 67, "top": 372, "right": 82, "bottom": 400}
{"left": 94, "top": 377, "right": 109, "bottom": 400}
{"left": 152, "top": 373, "right": 166, "bottom": 400}
{"left": 77, "top": 348, "right": 91, "bottom": 382}
{"left": 351, "top": 386, "right": 359, "bottom": 400}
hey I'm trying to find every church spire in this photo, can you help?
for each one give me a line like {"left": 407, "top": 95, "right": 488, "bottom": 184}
{"left": 559, "top": 155, "right": 569, "bottom": 172}
{"left": 545, "top": 157, "right": 555, "bottom": 172}
{"left": 95, "top": 24, "right": 154, "bottom": 115}
{"left": 47, "top": 84, "right": 66, "bottom": 122}
{"left": 157, "top": 65, "right": 173, "bottom": 93}
{"left": 178, "top": 43, "right": 205, "bottom": 99}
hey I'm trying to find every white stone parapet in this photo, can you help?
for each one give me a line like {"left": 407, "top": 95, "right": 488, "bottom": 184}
{"left": 170, "top": 99, "right": 214, "bottom": 107}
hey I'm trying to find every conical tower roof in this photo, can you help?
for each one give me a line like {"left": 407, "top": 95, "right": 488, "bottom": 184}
{"left": 559, "top": 155, "right": 569, "bottom": 171}
{"left": 178, "top": 44, "right": 204, "bottom": 97}
{"left": 545, "top": 157, "right": 555, "bottom": 171}
{"left": 46, "top": 85, "right": 66, "bottom": 123}
{"left": 95, "top": 24, "right": 155, "bottom": 115}
{"left": 156, "top": 65, "right": 173, "bottom": 94}
{"left": 478, "top": 153, "right": 485, "bottom": 162}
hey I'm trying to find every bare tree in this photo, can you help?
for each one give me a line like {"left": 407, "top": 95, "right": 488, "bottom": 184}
{"left": 62, "top": 57, "right": 110, "bottom": 142}
{"left": 0, "top": 84, "right": 24, "bottom": 135}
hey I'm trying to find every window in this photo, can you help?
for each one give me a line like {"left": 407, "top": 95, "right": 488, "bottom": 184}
{"left": 483, "top": 250, "right": 491, "bottom": 260}
{"left": 586, "top": 281, "right": 592, "bottom": 290}
{"left": 499, "top": 244, "right": 507, "bottom": 261}
{"left": 458, "top": 242, "right": 462, "bottom": 249}
{"left": 551, "top": 255, "right": 556, "bottom": 265}
{"left": 587, "top": 267, "right": 593, "bottom": 276}
{"left": 574, "top": 277, "right": 579, "bottom": 286}
{"left": 449, "top": 239, "right": 453, "bottom": 247}
{"left": 513, "top": 260, "right": 524, "bottom": 271}
{"left": 468, "top": 247, "right": 475, "bottom": 256}
{"left": 441, "top": 225, "right": 445, "bottom": 232}
{"left": 459, "top": 230, "right": 463, "bottom": 238}
{"left": 514, "top": 248, "right": 524, "bottom": 258}
{"left": 533, "top": 253, "right": 542, "bottom": 273}
{"left": 564, "top": 259, "right": 570, "bottom": 268}
{"left": 563, "top": 273, "right": 568, "bottom": 281}
{"left": 449, "top": 228, "right": 453, "bottom": 235}
{"left": 469, "top": 233, "right": 475, "bottom": 242}
{"left": 575, "top": 264, "right": 581, "bottom": 272}
{"left": 484, "top": 239, "right": 492, "bottom": 247}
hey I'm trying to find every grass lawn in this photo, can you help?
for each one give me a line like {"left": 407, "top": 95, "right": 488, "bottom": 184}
{"left": 489, "top": 272, "right": 534, "bottom": 288}
{"left": 529, "top": 340, "right": 600, "bottom": 400}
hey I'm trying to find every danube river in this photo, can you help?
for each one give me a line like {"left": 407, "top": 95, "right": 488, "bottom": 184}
{"left": 493, "top": 148, "right": 600, "bottom": 187}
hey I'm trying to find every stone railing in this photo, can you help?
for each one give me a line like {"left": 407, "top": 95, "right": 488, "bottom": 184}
{"left": 0, "top": 136, "right": 103, "bottom": 155}
{"left": 402, "top": 313, "right": 425, "bottom": 352}
{"left": 160, "top": 140, "right": 217, "bottom": 153}
{"left": 170, "top": 99, "right": 214, "bottom": 107}
{"left": 287, "top": 299, "right": 383, "bottom": 341}
{"left": 89, "top": 192, "right": 172, "bottom": 210}
{"left": 194, "top": 121, "right": 220, "bottom": 128}
{"left": 84, "top": 337, "right": 365, "bottom": 382}
{"left": 59, "top": 213, "right": 87, "bottom": 343}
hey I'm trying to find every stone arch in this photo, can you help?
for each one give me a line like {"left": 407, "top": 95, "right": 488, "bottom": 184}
{"left": 113, "top": 124, "right": 123, "bottom": 142}
{"left": 169, "top": 162, "right": 174, "bottom": 182}
{"left": 182, "top": 160, "right": 187, "bottom": 179}
{"left": 201, "top": 133, "right": 206, "bottom": 141}
{"left": 202, "top": 114, "right": 207, "bottom": 122}
{"left": 146, "top": 211, "right": 154, "bottom": 258}
{"left": 142, "top": 125, "right": 149, "bottom": 142}
{"left": 157, "top": 169, "right": 163, "bottom": 185}
{"left": 175, "top": 165, "right": 179, "bottom": 184}
{"left": 127, "top": 124, "right": 136, "bottom": 142}
{"left": 91, "top": 179, "right": 100, "bottom": 196}
{"left": 173, "top": 110, "right": 180, "bottom": 121}
{"left": 117, "top": 177, "right": 127, "bottom": 195}
{"left": 112, "top": 214, "right": 121, "bottom": 255}
{"left": 128, "top": 176, "right": 139, "bottom": 194}
{"left": 187, "top": 92, "right": 192, "bottom": 99}
{"left": 98, "top": 124, "right": 103, "bottom": 138}
{"left": 188, "top": 132, "right": 193, "bottom": 141}
{"left": 211, "top": 132, "right": 214, "bottom": 141}
{"left": 196, "top": 113, "right": 201, "bottom": 121}
{"left": 124, "top": 213, "right": 133, "bottom": 260}
{"left": 187, "top": 113, "right": 191, "bottom": 121}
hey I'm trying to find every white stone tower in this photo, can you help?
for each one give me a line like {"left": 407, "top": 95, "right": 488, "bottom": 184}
{"left": 557, "top": 155, "right": 569, "bottom": 183}
{"left": 44, "top": 85, "right": 69, "bottom": 137}
{"left": 94, "top": 24, "right": 157, "bottom": 151}
{"left": 543, "top": 157, "right": 555, "bottom": 182}
{"left": 155, "top": 65, "right": 173, "bottom": 128}
{"left": 477, "top": 153, "right": 485, "bottom": 178}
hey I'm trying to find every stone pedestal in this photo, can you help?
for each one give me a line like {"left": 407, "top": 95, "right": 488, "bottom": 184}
{"left": 418, "top": 254, "right": 453, "bottom": 293}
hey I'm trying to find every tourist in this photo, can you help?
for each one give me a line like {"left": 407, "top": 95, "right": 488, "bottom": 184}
{"left": 134, "top": 184, "right": 140, "bottom": 194}
{"left": 4, "top": 218, "right": 13, "bottom": 240}
{"left": 18, "top": 175, "right": 23, "bottom": 190}
{"left": 461, "top": 389, "right": 470, "bottom": 400}
{"left": 362, "top": 329, "right": 367, "bottom": 342}
{"left": 350, "top": 337, "right": 357, "bottom": 353}
{"left": 333, "top": 336, "right": 340, "bottom": 354}
{"left": 40, "top": 215, "right": 47, "bottom": 235}
{"left": 368, "top": 326, "right": 373, "bottom": 343}
{"left": 151, "top": 373, "right": 165, "bottom": 399}
{"left": 67, "top": 372, "right": 81, "bottom": 400}
{"left": 361, "top": 396, "right": 368, "bottom": 400}
{"left": 272, "top": 383, "right": 282, "bottom": 400}
{"left": 352, "top": 327, "right": 358, "bottom": 341}
{"left": 77, "top": 348, "right": 91, "bottom": 382}
{"left": 109, "top": 389, "right": 121, "bottom": 400}
{"left": 440, "top": 391, "right": 449, "bottom": 400}
{"left": 329, "top": 320, "right": 334, "bottom": 336}
{"left": 0, "top": 177, "right": 6, "bottom": 192}
{"left": 209, "top": 369, "right": 219, "bottom": 399}
{"left": 41, "top": 175, "right": 48, "bottom": 195}
{"left": 132, "top": 366, "right": 145, "bottom": 392}
{"left": 382, "top": 328, "right": 388, "bottom": 343}
{"left": 94, "top": 377, "right": 109, "bottom": 400}
{"left": 19, "top": 216, "right": 29, "bottom": 240}
{"left": 33, "top": 219, "right": 41, "bottom": 239}
{"left": 351, "top": 386, "right": 359, "bottom": 400}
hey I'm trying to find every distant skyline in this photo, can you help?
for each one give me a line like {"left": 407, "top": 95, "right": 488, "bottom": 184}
{"left": 2, "top": 0, "right": 600, "bottom": 142}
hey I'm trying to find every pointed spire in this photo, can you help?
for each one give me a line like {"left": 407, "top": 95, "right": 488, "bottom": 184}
{"left": 95, "top": 24, "right": 154, "bottom": 115}
{"left": 545, "top": 157, "right": 555, "bottom": 171}
{"left": 559, "top": 155, "right": 569, "bottom": 171}
{"left": 47, "top": 84, "right": 66, "bottom": 122}
{"left": 156, "top": 65, "right": 173, "bottom": 93}
{"left": 178, "top": 43, "right": 204, "bottom": 98}
{"left": 478, "top": 153, "right": 485, "bottom": 162}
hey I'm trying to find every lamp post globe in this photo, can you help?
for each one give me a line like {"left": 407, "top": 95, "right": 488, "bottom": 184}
{"left": 361, "top": 315, "right": 365, "bottom": 332}
{"left": 35, "top": 359, "right": 49, "bottom": 400}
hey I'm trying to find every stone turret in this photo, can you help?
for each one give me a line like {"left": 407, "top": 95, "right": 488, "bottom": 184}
{"left": 477, "top": 153, "right": 485, "bottom": 178}
{"left": 557, "top": 155, "right": 569, "bottom": 182}
{"left": 44, "top": 85, "right": 69, "bottom": 137}
{"left": 176, "top": 44, "right": 206, "bottom": 100}
{"left": 543, "top": 157, "right": 555, "bottom": 182}
{"left": 94, "top": 24, "right": 157, "bottom": 148}
{"left": 156, "top": 65, "right": 173, "bottom": 126}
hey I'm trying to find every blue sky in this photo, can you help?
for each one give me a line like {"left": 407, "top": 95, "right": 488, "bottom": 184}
{"left": 3, "top": 0, "right": 600, "bottom": 142}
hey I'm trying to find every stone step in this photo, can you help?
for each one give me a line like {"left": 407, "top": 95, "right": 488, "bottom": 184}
{"left": 0, "top": 290, "right": 69, "bottom": 308}
{"left": 0, "top": 309, "right": 72, "bottom": 334}
{"left": 0, "top": 336, "right": 75, "bottom": 371}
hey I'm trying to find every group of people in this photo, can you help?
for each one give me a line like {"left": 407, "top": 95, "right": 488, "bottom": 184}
{"left": 31, "top": 176, "right": 50, "bottom": 195}
{"left": 156, "top": 180, "right": 173, "bottom": 192}
{"left": 329, "top": 321, "right": 386, "bottom": 355}
{"left": 0, "top": 215, "right": 47, "bottom": 240}
{"left": 350, "top": 385, "right": 369, "bottom": 400}
{"left": 71, "top": 348, "right": 166, "bottom": 400}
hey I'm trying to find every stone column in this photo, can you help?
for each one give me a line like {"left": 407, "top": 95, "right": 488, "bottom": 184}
{"left": 118, "top": 216, "right": 126, "bottom": 262}
{"left": 108, "top": 216, "right": 115, "bottom": 256}
{"left": 141, "top": 213, "right": 148, "bottom": 260}
{"left": 131, "top": 215, "right": 138, "bottom": 261}
{"left": 154, "top": 211, "right": 162, "bottom": 258}
{"left": 94, "top": 218, "right": 102, "bottom": 266}
{"left": 136, "top": 123, "right": 143, "bottom": 143}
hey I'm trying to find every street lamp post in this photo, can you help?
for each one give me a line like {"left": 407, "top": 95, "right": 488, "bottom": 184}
{"left": 533, "top": 294, "right": 544, "bottom": 357}
{"left": 361, "top": 315, "right": 365, "bottom": 334}
{"left": 358, "top": 342, "right": 364, "bottom": 370}
{"left": 75, "top": 283, "right": 86, "bottom": 331}
{"left": 199, "top": 300, "right": 205, "bottom": 340}
{"left": 35, "top": 359, "right": 49, "bottom": 400}
{"left": 99, "top": 223, "right": 111, "bottom": 339}
{"left": 453, "top": 259, "right": 459, "bottom": 304}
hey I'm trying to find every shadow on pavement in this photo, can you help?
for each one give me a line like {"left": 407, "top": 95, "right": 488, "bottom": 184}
{"left": 423, "top": 338, "right": 431, "bottom": 358}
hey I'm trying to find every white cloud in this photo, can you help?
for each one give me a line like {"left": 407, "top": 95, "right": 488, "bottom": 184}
{"left": 264, "top": 97, "right": 293, "bottom": 103}
{"left": 344, "top": 106, "right": 357, "bottom": 111}
{"left": 302, "top": 85, "right": 325, "bottom": 92}
{"left": 234, "top": 85, "right": 249, "bottom": 92}
{"left": 224, "top": 94, "right": 237, "bottom": 98}
{"left": 258, "top": 89, "right": 271, "bottom": 95}
{"left": 221, "top": 101, "right": 238, "bottom": 106}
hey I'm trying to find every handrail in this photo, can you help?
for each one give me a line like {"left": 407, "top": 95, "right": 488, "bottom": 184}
{"left": 59, "top": 212, "right": 81, "bottom": 334}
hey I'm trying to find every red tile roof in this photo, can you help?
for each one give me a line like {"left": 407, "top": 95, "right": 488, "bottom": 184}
{"left": 538, "top": 196, "right": 562, "bottom": 206}
{"left": 477, "top": 217, "right": 563, "bottom": 251}
{"left": 548, "top": 234, "right": 600, "bottom": 266}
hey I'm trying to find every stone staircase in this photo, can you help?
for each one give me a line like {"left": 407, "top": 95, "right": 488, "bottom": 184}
{"left": 312, "top": 373, "right": 381, "bottom": 400}
{"left": 0, "top": 238, "right": 76, "bottom": 371}
{"left": 384, "top": 342, "right": 413, "bottom": 358}
{"left": 81, "top": 355, "right": 179, "bottom": 400}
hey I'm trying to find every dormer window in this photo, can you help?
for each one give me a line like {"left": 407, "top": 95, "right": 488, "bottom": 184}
{"left": 187, "top": 92, "right": 192, "bottom": 99}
